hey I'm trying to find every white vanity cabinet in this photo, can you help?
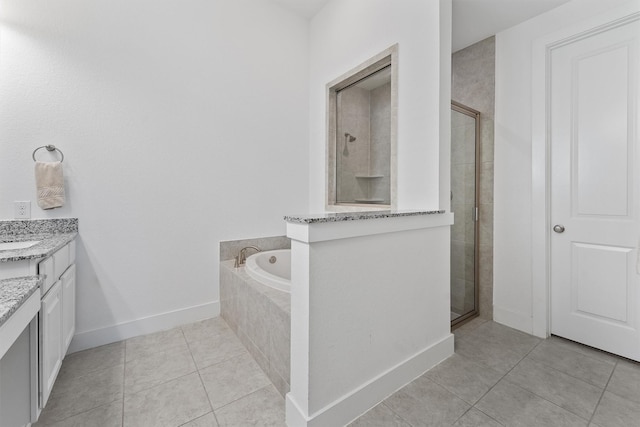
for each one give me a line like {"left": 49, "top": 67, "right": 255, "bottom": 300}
{"left": 0, "top": 235, "right": 77, "bottom": 421}
{"left": 37, "top": 241, "right": 76, "bottom": 409}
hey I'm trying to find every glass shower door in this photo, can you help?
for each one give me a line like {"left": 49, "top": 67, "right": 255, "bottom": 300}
{"left": 450, "top": 101, "right": 479, "bottom": 325}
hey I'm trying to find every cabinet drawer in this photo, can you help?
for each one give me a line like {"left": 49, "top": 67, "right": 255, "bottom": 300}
{"left": 38, "top": 243, "right": 73, "bottom": 296}
{"left": 69, "top": 240, "right": 76, "bottom": 265}
{"left": 53, "top": 245, "right": 70, "bottom": 281}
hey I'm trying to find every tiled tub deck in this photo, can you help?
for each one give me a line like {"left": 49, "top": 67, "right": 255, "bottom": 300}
{"left": 220, "top": 259, "right": 291, "bottom": 396}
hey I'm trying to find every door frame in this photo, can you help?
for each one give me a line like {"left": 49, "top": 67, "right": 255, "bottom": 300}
{"left": 531, "top": 4, "right": 640, "bottom": 338}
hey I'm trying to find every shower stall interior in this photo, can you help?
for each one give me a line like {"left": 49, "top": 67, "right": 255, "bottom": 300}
{"left": 335, "top": 66, "right": 392, "bottom": 205}
{"left": 451, "top": 101, "right": 480, "bottom": 325}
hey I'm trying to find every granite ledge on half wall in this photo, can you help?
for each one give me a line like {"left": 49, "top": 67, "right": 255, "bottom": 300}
{"left": 283, "top": 210, "right": 446, "bottom": 224}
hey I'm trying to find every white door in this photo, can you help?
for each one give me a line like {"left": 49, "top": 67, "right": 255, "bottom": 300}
{"left": 550, "top": 16, "right": 640, "bottom": 361}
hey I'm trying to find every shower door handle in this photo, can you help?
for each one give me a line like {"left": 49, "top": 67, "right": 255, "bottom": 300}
{"left": 553, "top": 224, "right": 565, "bottom": 233}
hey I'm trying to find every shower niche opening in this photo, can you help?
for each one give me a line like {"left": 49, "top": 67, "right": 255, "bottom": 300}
{"left": 326, "top": 45, "right": 397, "bottom": 209}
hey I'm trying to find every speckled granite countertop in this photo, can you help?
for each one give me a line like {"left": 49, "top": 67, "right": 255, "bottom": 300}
{"left": 284, "top": 210, "right": 446, "bottom": 224}
{"left": 0, "top": 218, "right": 77, "bottom": 235}
{"left": 0, "top": 218, "right": 78, "bottom": 262}
{"left": 0, "top": 276, "right": 42, "bottom": 328}
{"left": 0, "top": 232, "right": 77, "bottom": 262}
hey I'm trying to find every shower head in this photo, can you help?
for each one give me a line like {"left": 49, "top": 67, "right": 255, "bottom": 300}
{"left": 345, "top": 132, "right": 356, "bottom": 142}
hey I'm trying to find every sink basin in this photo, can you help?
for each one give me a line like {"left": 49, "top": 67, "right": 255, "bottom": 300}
{"left": 0, "top": 240, "right": 40, "bottom": 251}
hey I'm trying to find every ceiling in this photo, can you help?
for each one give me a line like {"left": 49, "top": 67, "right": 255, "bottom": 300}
{"left": 452, "top": 0, "right": 571, "bottom": 51}
{"left": 269, "top": 0, "right": 328, "bottom": 18}
{"left": 269, "top": 0, "right": 572, "bottom": 51}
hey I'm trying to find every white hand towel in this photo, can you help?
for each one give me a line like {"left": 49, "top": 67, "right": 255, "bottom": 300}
{"left": 35, "top": 161, "right": 65, "bottom": 209}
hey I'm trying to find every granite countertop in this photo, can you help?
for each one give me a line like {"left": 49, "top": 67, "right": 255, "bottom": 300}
{"left": 0, "top": 276, "right": 42, "bottom": 328}
{"left": 0, "top": 232, "right": 78, "bottom": 262}
{"left": 0, "top": 218, "right": 78, "bottom": 263}
{"left": 284, "top": 210, "right": 446, "bottom": 224}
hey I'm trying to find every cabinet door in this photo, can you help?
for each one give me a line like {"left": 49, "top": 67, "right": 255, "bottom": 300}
{"left": 61, "top": 264, "right": 76, "bottom": 356}
{"left": 40, "top": 281, "right": 62, "bottom": 408}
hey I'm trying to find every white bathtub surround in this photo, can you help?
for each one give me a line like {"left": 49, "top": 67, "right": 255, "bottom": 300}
{"left": 284, "top": 210, "right": 454, "bottom": 427}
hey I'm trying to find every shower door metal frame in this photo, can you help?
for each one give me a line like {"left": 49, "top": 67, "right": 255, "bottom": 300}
{"left": 451, "top": 100, "right": 481, "bottom": 327}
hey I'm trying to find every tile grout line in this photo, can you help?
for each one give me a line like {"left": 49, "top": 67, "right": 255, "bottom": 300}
{"left": 490, "top": 344, "right": 610, "bottom": 426}
{"left": 379, "top": 401, "right": 416, "bottom": 427}
{"left": 426, "top": 352, "right": 501, "bottom": 406}
{"left": 122, "top": 339, "right": 127, "bottom": 427}
{"left": 180, "top": 326, "right": 221, "bottom": 426}
{"left": 35, "top": 353, "right": 127, "bottom": 426}
{"left": 122, "top": 346, "right": 197, "bottom": 397}
{"left": 184, "top": 320, "right": 267, "bottom": 423}
{"left": 511, "top": 357, "right": 607, "bottom": 419}
{"left": 369, "top": 324, "right": 501, "bottom": 426}
{"left": 209, "top": 383, "right": 277, "bottom": 422}
{"left": 526, "top": 353, "right": 614, "bottom": 389}
{"left": 527, "top": 339, "right": 618, "bottom": 389}
{"left": 468, "top": 333, "right": 543, "bottom": 421}
{"left": 587, "top": 359, "right": 617, "bottom": 426}
{"left": 451, "top": 404, "right": 505, "bottom": 427}
{"left": 497, "top": 377, "right": 594, "bottom": 423}
{"left": 549, "top": 335, "right": 622, "bottom": 365}
{"left": 180, "top": 327, "right": 225, "bottom": 425}
{"left": 121, "top": 327, "right": 216, "bottom": 424}
{"left": 39, "top": 398, "right": 122, "bottom": 426}
{"left": 450, "top": 406, "right": 475, "bottom": 426}
{"left": 521, "top": 348, "right": 613, "bottom": 389}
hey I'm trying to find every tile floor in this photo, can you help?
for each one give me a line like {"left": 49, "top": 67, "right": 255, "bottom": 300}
{"left": 33, "top": 317, "right": 640, "bottom": 426}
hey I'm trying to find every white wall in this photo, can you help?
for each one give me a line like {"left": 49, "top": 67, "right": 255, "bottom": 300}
{"left": 286, "top": 214, "right": 454, "bottom": 426}
{"left": 494, "top": 0, "right": 634, "bottom": 333}
{"left": 308, "top": 0, "right": 446, "bottom": 211}
{"left": 0, "top": 0, "right": 309, "bottom": 350}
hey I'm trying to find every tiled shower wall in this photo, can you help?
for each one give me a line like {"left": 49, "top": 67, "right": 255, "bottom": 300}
{"left": 370, "top": 82, "right": 391, "bottom": 203}
{"left": 452, "top": 36, "right": 495, "bottom": 320}
{"left": 336, "top": 82, "right": 391, "bottom": 204}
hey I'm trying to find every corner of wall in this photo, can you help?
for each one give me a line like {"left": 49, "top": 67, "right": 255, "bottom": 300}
{"left": 439, "top": 0, "right": 453, "bottom": 213}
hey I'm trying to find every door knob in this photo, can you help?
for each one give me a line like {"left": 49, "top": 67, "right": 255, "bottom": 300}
{"left": 553, "top": 224, "right": 565, "bottom": 233}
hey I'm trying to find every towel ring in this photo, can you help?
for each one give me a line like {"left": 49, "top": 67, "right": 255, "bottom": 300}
{"left": 32, "top": 145, "right": 64, "bottom": 163}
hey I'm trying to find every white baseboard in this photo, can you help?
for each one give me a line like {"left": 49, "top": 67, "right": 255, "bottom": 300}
{"left": 67, "top": 301, "right": 220, "bottom": 353}
{"left": 286, "top": 334, "right": 454, "bottom": 427}
{"left": 493, "top": 306, "right": 533, "bottom": 335}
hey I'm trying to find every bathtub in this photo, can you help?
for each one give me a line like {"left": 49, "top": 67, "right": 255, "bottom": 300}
{"left": 245, "top": 249, "right": 291, "bottom": 293}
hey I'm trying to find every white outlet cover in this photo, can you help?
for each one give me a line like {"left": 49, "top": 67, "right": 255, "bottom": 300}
{"left": 14, "top": 201, "right": 31, "bottom": 219}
